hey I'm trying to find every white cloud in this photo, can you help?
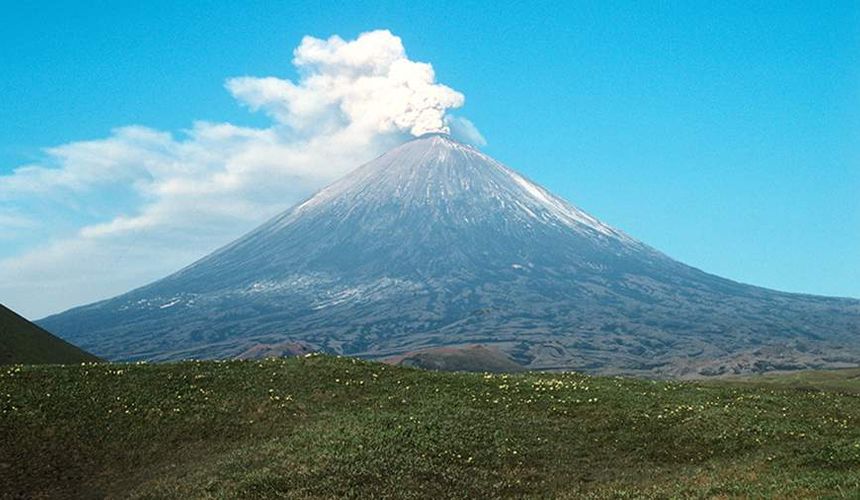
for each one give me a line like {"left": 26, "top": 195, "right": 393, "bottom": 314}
{"left": 0, "top": 29, "right": 482, "bottom": 319}
{"left": 227, "top": 30, "right": 464, "bottom": 137}
{"left": 0, "top": 127, "right": 172, "bottom": 198}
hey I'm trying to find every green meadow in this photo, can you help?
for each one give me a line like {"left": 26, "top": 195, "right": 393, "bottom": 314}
{"left": 2, "top": 356, "right": 859, "bottom": 499}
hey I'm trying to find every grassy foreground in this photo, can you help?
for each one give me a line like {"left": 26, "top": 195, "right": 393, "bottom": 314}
{"left": 1, "top": 357, "right": 859, "bottom": 499}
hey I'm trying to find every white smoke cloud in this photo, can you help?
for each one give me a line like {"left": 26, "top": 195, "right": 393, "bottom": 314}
{"left": 227, "top": 30, "right": 464, "bottom": 136}
{"left": 0, "top": 30, "right": 481, "bottom": 319}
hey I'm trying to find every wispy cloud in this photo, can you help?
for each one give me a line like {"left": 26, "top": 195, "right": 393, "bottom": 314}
{"left": 446, "top": 116, "right": 487, "bottom": 147}
{"left": 0, "top": 29, "right": 482, "bottom": 318}
{"left": 0, "top": 212, "right": 35, "bottom": 242}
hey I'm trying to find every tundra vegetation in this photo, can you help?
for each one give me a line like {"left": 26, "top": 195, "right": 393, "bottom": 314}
{"left": 1, "top": 356, "right": 859, "bottom": 498}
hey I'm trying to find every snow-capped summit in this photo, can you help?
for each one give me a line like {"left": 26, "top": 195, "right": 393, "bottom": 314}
{"left": 41, "top": 134, "right": 860, "bottom": 376}
{"left": 279, "top": 133, "right": 627, "bottom": 238}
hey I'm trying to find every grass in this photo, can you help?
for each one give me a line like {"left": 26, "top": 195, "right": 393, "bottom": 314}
{"left": 1, "top": 356, "right": 859, "bottom": 499}
{"left": 715, "top": 367, "right": 860, "bottom": 394}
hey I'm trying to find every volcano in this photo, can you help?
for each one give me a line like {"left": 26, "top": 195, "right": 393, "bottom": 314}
{"left": 40, "top": 134, "right": 860, "bottom": 376}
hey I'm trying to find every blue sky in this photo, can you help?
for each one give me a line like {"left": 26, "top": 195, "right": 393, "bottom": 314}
{"left": 1, "top": 1, "right": 858, "bottom": 317}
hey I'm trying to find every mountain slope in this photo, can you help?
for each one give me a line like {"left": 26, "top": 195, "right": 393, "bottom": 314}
{"left": 39, "top": 134, "right": 860, "bottom": 376}
{"left": 1, "top": 303, "right": 100, "bottom": 365}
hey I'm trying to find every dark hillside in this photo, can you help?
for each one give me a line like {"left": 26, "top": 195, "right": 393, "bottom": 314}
{"left": 0, "top": 303, "right": 99, "bottom": 365}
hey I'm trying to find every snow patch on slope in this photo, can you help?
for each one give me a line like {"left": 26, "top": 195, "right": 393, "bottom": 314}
{"left": 503, "top": 169, "right": 628, "bottom": 240}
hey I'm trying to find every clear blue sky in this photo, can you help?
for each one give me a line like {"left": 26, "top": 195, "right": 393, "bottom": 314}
{"left": 1, "top": 1, "right": 858, "bottom": 308}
